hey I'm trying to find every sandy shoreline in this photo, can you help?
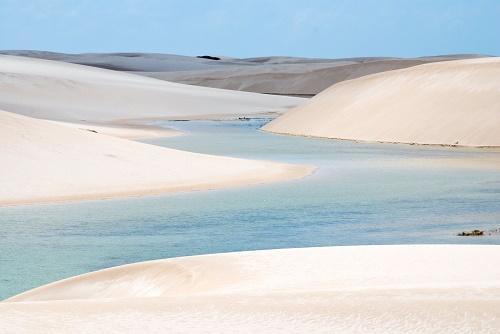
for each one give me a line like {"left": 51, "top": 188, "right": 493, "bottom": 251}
{"left": 3, "top": 245, "right": 500, "bottom": 333}
{"left": 0, "top": 162, "right": 313, "bottom": 207}
{"left": 0, "top": 111, "right": 314, "bottom": 206}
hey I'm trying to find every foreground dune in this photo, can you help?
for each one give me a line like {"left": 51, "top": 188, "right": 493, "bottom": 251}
{"left": 264, "top": 57, "right": 500, "bottom": 147}
{"left": 0, "top": 110, "right": 311, "bottom": 205}
{"left": 0, "top": 55, "right": 302, "bottom": 124}
{"left": 1, "top": 51, "right": 484, "bottom": 96}
{"left": 3, "top": 245, "right": 500, "bottom": 333}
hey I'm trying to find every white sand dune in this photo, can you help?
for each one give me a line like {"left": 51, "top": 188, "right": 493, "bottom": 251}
{"left": 0, "top": 50, "right": 236, "bottom": 71}
{"left": 3, "top": 245, "right": 500, "bottom": 333}
{"left": 1, "top": 51, "right": 485, "bottom": 96}
{"left": 264, "top": 57, "right": 500, "bottom": 147}
{"left": 143, "top": 56, "right": 484, "bottom": 97}
{"left": 0, "top": 110, "right": 311, "bottom": 205}
{"left": 0, "top": 55, "right": 313, "bottom": 205}
{"left": 0, "top": 55, "right": 302, "bottom": 124}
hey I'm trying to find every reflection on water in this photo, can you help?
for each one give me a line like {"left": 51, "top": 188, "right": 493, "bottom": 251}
{"left": 1, "top": 119, "right": 499, "bottom": 299}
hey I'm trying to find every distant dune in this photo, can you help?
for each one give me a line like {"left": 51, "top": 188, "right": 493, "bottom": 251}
{"left": 264, "top": 57, "right": 500, "bottom": 147}
{"left": 0, "top": 110, "right": 311, "bottom": 205}
{"left": 1, "top": 51, "right": 485, "bottom": 96}
{"left": 0, "top": 55, "right": 301, "bottom": 124}
{"left": 0, "top": 50, "right": 236, "bottom": 71}
{"left": 144, "top": 56, "right": 486, "bottom": 97}
{"left": 3, "top": 245, "right": 500, "bottom": 333}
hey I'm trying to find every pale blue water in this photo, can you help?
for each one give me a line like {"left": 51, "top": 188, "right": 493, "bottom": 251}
{"left": 1, "top": 119, "right": 500, "bottom": 299}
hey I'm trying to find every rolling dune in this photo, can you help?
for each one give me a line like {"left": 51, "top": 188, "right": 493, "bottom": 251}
{"left": 0, "top": 55, "right": 302, "bottom": 124}
{"left": 1, "top": 51, "right": 484, "bottom": 96}
{"left": 264, "top": 57, "right": 500, "bottom": 147}
{"left": 144, "top": 57, "right": 481, "bottom": 96}
{"left": 3, "top": 245, "right": 500, "bottom": 333}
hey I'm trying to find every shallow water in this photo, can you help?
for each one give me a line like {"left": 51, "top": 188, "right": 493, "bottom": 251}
{"left": 1, "top": 119, "right": 500, "bottom": 299}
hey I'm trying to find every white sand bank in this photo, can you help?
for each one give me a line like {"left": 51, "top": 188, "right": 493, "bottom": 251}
{"left": 264, "top": 57, "right": 500, "bottom": 147}
{"left": 0, "top": 110, "right": 312, "bottom": 205}
{"left": 3, "top": 245, "right": 500, "bottom": 333}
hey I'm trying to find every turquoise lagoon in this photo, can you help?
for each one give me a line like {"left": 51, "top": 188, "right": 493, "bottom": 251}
{"left": 1, "top": 119, "right": 500, "bottom": 299}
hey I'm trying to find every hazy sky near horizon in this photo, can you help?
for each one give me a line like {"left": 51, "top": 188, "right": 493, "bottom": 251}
{"left": 1, "top": 0, "right": 499, "bottom": 58}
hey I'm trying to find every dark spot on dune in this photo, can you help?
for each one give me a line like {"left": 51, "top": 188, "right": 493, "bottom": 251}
{"left": 197, "top": 55, "right": 220, "bottom": 61}
{"left": 80, "top": 128, "right": 98, "bottom": 134}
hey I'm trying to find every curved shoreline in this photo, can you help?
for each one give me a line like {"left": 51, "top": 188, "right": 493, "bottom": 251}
{"left": 0, "top": 111, "right": 314, "bottom": 207}
{"left": 262, "top": 127, "right": 500, "bottom": 149}
{"left": 0, "top": 163, "right": 314, "bottom": 207}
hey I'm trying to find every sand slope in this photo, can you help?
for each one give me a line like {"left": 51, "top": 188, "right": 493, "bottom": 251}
{"left": 143, "top": 56, "right": 483, "bottom": 97}
{"left": 0, "top": 50, "right": 235, "bottom": 71}
{"left": 0, "top": 110, "right": 310, "bottom": 205}
{"left": 0, "top": 55, "right": 302, "bottom": 123}
{"left": 264, "top": 57, "right": 500, "bottom": 147}
{"left": 1, "top": 51, "right": 485, "bottom": 96}
{"left": 3, "top": 245, "right": 500, "bottom": 333}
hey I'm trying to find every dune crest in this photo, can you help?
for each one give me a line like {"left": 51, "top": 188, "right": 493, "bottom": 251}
{"left": 8, "top": 245, "right": 500, "bottom": 301}
{"left": 264, "top": 57, "right": 500, "bottom": 147}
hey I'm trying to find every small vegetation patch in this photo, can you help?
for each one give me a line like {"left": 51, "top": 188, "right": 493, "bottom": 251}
{"left": 197, "top": 55, "right": 221, "bottom": 60}
{"left": 458, "top": 229, "right": 484, "bottom": 236}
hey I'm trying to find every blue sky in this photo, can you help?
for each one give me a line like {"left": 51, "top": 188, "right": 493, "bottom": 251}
{"left": 1, "top": 0, "right": 499, "bottom": 57}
